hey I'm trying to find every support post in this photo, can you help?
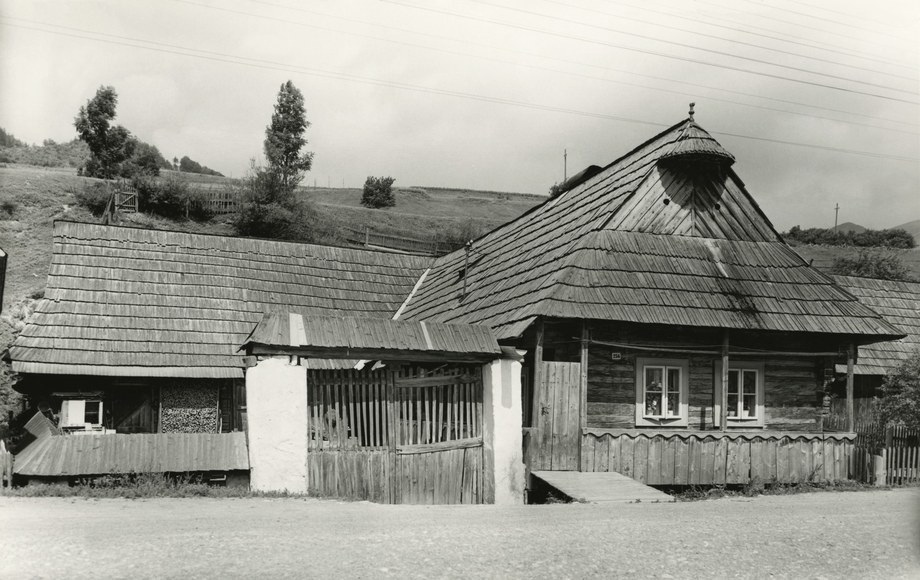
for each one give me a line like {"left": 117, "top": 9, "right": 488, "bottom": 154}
{"left": 578, "top": 321, "right": 588, "bottom": 470}
{"left": 846, "top": 343, "right": 855, "bottom": 433}
{"left": 482, "top": 347, "right": 526, "bottom": 505}
{"left": 720, "top": 330, "right": 730, "bottom": 432}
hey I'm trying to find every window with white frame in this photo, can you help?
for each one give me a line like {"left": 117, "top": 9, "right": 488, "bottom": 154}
{"left": 635, "top": 358, "right": 689, "bottom": 427}
{"left": 715, "top": 361, "right": 764, "bottom": 427}
{"left": 60, "top": 399, "right": 104, "bottom": 429}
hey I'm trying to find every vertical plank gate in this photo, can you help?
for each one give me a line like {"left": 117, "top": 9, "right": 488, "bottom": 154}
{"left": 307, "top": 366, "right": 486, "bottom": 504}
{"left": 531, "top": 361, "right": 581, "bottom": 471}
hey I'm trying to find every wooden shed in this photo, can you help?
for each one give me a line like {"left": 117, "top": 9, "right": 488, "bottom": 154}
{"left": 397, "top": 116, "right": 905, "bottom": 489}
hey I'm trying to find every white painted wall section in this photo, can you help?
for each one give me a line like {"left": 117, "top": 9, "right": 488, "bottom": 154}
{"left": 482, "top": 349, "right": 526, "bottom": 505}
{"left": 246, "top": 357, "right": 308, "bottom": 493}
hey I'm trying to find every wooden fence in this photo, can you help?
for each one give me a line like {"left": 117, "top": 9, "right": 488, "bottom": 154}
{"left": 198, "top": 186, "right": 239, "bottom": 215}
{"left": 343, "top": 226, "right": 463, "bottom": 256}
{"left": 581, "top": 430, "right": 857, "bottom": 485}
{"left": 0, "top": 440, "right": 12, "bottom": 489}
{"left": 884, "top": 426, "right": 920, "bottom": 485}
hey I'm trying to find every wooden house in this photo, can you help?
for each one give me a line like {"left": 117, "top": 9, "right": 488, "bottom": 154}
{"left": 396, "top": 116, "right": 905, "bottom": 488}
{"left": 830, "top": 275, "right": 920, "bottom": 398}
{"left": 9, "top": 222, "right": 430, "bottom": 437}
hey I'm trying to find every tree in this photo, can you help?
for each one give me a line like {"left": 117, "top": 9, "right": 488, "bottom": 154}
{"left": 264, "top": 80, "right": 314, "bottom": 190}
{"left": 234, "top": 162, "right": 319, "bottom": 241}
{"left": 829, "top": 250, "right": 914, "bottom": 282}
{"left": 876, "top": 350, "right": 920, "bottom": 430}
{"left": 549, "top": 183, "right": 565, "bottom": 198}
{"left": 73, "top": 86, "right": 135, "bottom": 178}
{"left": 361, "top": 176, "right": 396, "bottom": 208}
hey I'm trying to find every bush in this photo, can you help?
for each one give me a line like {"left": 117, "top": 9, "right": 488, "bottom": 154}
{"left": 830, "top": 250, "right": 914, "bottom": 282}
{"left": 234, "top": 165, "right": 318, "bottom": 241}
{"left": 784, "top": 225, "right": 916, "bottom": 249}
{"left": 1, "top": 198, "right": 16, "bottom": 217}
{"left": 361, "top": 176, "right": 396, "bottom": 208}
{"left": 877, "top": 350, "right": 920, "bottom": 430}
{"left": 134, "top": 175, "right": 211, "bottom": 221}
{"left": 73, "top": 182, "right": 112, "bottom": 215}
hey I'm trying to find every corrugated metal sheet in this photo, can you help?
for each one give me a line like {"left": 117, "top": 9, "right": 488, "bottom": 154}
{"left": 10, "top": 222, "right": 432, "bottom": 377}
{"left": 14, "top": 432, "right": 249, "bottom": 476}
{"left": 398, "top": 118, "right": 902, "bottom": 343}
{"left": 245, "top": 313, "right": 500, "bottom": 356}
{"left": 833, "top": 276, "right": 920, "bottom": 375}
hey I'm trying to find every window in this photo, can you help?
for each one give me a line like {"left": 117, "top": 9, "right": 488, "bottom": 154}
{"left": 60, "top": 399, "right": 104, "bottom": 429}
{"left": 714, "top": 361, "right": 764, "bottom": 427}
{"left": 635, "top": 358, "right": 689, "bottom": 427}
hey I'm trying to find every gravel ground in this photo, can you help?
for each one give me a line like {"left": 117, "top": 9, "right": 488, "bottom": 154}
{"left": 1, "top": 488, "right": 918, "bottom": 580}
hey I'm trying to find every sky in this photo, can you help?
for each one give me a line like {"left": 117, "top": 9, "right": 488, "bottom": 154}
{"left": 1, "top": 0, "right": 918, "bottom": 231}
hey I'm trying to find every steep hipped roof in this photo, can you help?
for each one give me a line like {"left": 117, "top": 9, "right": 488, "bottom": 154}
{"left": 832, "top": 276, "right": 920, "bottom": 375}
{"left": 10, "top": 222, "right": 432, "bottom": 378}
{"left": 399, "top": 118, "right": 903, "bottom": 342}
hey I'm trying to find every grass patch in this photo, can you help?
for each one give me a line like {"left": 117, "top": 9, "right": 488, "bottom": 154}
{"left": 2, "top": 473, "right": 305, "bottom": 499}
{"left": 672, "top": 478, "right": 880, "bottom": 501}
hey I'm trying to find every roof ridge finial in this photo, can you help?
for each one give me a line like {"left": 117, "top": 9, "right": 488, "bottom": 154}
{"left": 688, "top": 102, "right": 695, "bottom": 121}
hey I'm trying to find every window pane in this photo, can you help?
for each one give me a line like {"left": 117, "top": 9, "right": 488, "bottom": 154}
{"left": 667, "top": 368, "right": 681, "bottom": 392}
{"left": 645, "top": 367, "right": 663, "bottom": 392}
{"left": 727, "top": 394, "right": 739, "bottom": 417}
{"left": 667, "top": 391, "right": 679, "bottom": 416}
{"left": 743, "top": 370, "right": 757, "bottom": 395}
{"left": 743, "top": 394, "right": 757, "bottom": 418}
{"left": 728, "top": 370, "right": 739, "bottom": 395}
{"left": 84, "top": 401, "right": 101, "bottom": 424}
{"left": 645, "top": 392, "right": 662, "bottom": 416}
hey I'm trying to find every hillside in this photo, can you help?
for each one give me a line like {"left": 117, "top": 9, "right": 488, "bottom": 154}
{"left": 893, "top": 219, "right": 920, "bottom": 242}
{"left": 789, "top": 243, "right": 920, "bottom": 281}
{"left": 834, "top": 222, "right": 866, "bottom": 234}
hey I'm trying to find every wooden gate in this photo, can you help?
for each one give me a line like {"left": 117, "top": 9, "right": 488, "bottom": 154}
{"left": 531, "top": 361, "right": 581, "bottom": 471}
{"left": 307, "top": 366, "right": 486, "bottom": 504}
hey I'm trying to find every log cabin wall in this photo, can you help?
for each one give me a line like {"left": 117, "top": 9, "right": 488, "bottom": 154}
{"left": 585, "top": 322, "right": 835, "bottom": 433}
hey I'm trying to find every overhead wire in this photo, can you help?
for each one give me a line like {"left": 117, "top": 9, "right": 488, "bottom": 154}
{"left": 726, "top": 0, "right": 914, "bottom": 40}
{"left": 2, "top": 17, "right": 915, "bottom": 164}
{"left": 167, "top": 0, "right": 915, "bottom": 135}
{"left": 538, "top": 0, "right": 916, "bottom": 71}
{"left": 382, "top": 0, "right": 919, "bottom": 104}
{"left": 240, "top": 0, "right": 915, "bottom": 128}
{"left": 465, "top": 0, "right": 916, "bottom": 84}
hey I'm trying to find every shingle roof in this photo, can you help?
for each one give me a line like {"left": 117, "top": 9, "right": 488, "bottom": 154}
{"left": 398, "top": 118, "right": 903, "bottom": 342}
{"left": 832, "top": 275, "right": 920, "bottom": 375}
{"left": 245, "top": 312, "right": 500, "bottom": 359}
{"left": 10, "top": 222, "right": 432, "bottom": 378}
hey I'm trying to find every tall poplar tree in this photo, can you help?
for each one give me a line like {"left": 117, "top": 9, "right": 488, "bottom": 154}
{"left": 264, "top": 80, "right": 314, "bottom": 190}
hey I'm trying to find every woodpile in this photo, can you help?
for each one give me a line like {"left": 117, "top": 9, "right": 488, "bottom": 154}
{"left": 161, "top": 384, "right": 219, "bottom": 433}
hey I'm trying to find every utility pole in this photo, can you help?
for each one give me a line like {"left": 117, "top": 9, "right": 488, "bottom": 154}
{"left": 834, "top": 203, "right": 840, "bottom": 234}
{"left": 564, "top": 149, "right": 567, "bottom": 182}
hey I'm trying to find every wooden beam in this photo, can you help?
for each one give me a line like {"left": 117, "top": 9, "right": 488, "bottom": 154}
{"left": 846, "top": 343, "right": 855, "bottom": 433}
{"left": 249, "top": 344, "right": 497, "bottom": 364}
{"left": 720, "top": 330, "right": 730, "bottom": 433}
{"left": 579, "top": 320, "right": 589, "bottom": 470}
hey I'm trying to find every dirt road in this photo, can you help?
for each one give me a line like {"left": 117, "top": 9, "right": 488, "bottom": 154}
{"left": 1, "top": 488, "right": 918, "bottom": 579}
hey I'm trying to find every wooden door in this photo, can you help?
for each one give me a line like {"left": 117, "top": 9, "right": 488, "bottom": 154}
{"left": 532, "top": 361, "right": 581, "bottom": 471}
{"left": 392, "top": 367, "right": 486, "bottom": 504}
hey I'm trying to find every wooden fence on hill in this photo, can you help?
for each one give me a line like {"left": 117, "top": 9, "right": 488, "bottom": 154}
{"left": 344, "top": 226, "right": 463, "bottom": 256}
{"left": 197, "top": 186, "right": 239, "bottom": 215}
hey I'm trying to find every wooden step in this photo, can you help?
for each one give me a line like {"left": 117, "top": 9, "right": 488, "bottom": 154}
{"left": 532, "top": 470, "right": 674, "bottom": 503}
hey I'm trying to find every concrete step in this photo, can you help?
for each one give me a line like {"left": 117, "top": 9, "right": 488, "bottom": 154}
{"left": 532, "top": 470, "right": 674, "bottom": 504}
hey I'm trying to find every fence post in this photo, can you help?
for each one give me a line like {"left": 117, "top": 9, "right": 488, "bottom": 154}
{"left": 874, "top": 448, "right": 887, "bottom": 486}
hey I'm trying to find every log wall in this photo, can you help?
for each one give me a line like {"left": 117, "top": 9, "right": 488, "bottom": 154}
{"left": 582, "top": 430, "right": 857, "bottom": 485}
{"left": 586, "top": 323, "right": 830, "bottom": 433}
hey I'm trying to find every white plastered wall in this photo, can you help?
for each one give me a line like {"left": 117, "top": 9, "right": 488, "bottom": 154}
{"left": 246, "top": 356, "right": 308, "bottom": 493}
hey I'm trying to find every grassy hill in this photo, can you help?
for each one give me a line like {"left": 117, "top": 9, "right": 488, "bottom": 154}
{"left": 788, "top": 243, "right": 920, "bottom": 281}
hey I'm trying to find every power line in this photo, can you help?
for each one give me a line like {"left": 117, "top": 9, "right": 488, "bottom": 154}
{"left": 241, "top": 0, "right": 915, "bottom": 127}
{"left": 730, "top": 0, "right": 914, "bottom": 40}
{"left": 607, "top": 0, "right": 915, "bottom": 69}
{"left": 538, "top": 0, "right": 916, "bottom": 71}
{"left": 697, "top": 0, "right": 909, "bottom": 51}
{"left": 382, "top": 0, "right": 919, "bottom": 104}
{"left": 467, "top": 0, "right": 916, "bottom": 84}
{"left": 783, "top": 0, "right": 917, "bottom": 32}
{"left": 172, "top": 0, "right": 915, "bottom": 135}
{"left": 2, "top": 18, "right": 915, "bottom": 164}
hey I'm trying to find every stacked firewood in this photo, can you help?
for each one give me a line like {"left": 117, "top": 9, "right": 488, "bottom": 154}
{"left": 161, "top": 384, "right": 219, "bottom": 433}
